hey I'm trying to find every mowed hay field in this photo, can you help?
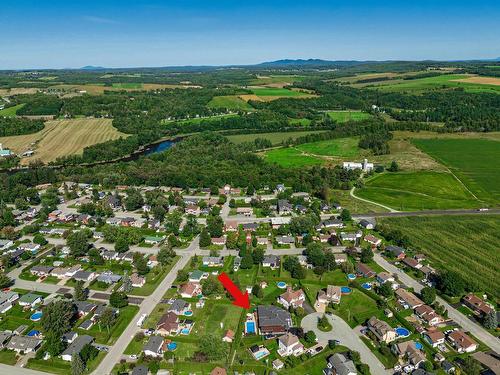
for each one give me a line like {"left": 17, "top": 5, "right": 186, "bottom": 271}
{"left": 227, "top": 130, "right": 328, "bottom": 145}
{"left": 264, "top": 147, "right": 324, "bottom": 168}
{"left": 48, "top": 83, "right": 201, "bottom": 95}
{"left": 295, "top": 137, "right": 363, "bottom": 158}
{"left": 239, "top": 87, "right": 316, "bottom": 102}
{"left": 412, "top": 138, "right": 500, "bottom": 204}
{"left": 356, "top": 171, "right": 480, "bottom": 211}
{"left": 0, "top": 118, "right": 127, "bottom": 164}
{"left": 327, "top": 111, "right": 372, "bottom": 123}
{"left": 379, "top": 215, "right": 500, "bottom": 300}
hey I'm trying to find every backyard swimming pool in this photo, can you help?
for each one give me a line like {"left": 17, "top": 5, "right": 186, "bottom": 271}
{"left": 395, "top": 327, "right": 410, "bottom": 337}
{"left": 347, "top": 274, "right": 356, "bottom": 280}
{"left": 361, "top": 283, "right": 372, "bottom": 290}
{"left": 30, "top": 311, "right": 42, "bottom": 321}
{"left": 180, "top": 328, "right": 190, "bottom": 335}
{"left": 277, "top": 281, "right": 287, "bottom": 289}
{"left": 246, "top": 321, "right": 256, "bottom": 334}
{"left": 415, "top": 342, "right": 423, "bottom": 350}
{"left": 184, "top": 310, "right": 193, "bottom": 316}
{"left": 341, "top": 286, "right": 352, "bottom": 294}
{"left": 167, "top": 342, "right": 177, "bottom": 351}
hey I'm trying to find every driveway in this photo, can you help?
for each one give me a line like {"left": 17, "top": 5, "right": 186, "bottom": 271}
{"left": 301, "top": 312, "right": 391, "bottom": 375}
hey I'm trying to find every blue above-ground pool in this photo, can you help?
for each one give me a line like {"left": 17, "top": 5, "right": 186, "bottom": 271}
{"left": 347, "top": 273, "right": 356, "bottom": 280}
{"left": 246, "top": 321, "right": 256, "bottom": 334}
{"left": 395, "top": 327, "right": 410, "bottom": 337}
{"left": 27, "top": 330, "right": 40, "bottom": 337}
{"left": 184, "top": 310, "right": 193, "bottom": 316}
{"left": 30, "top": 311, "right": 42, "bottom": 321}
{"left": 341, "top": 286, "right": 352, "bottom": 294}
{"left": 277, "top": 281, "right": 287, "bottom": 289}
{"left": 180, "top": 328, "right": 190, "bottom": 335}
{"left": 361, "top": 282, "right": 372, "bottom": 290}
{"left": 167, "top": 342, "right": 177, "bottom": 351}
{"left": 415, "top": 342, "right": 423, "bottom": 350}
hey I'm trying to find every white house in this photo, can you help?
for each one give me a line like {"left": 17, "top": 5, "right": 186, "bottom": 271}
{"left": 277, "top": 333, "right": 304, "bottom": 357}
{"left": 343, "top": 159, "right": 374, "bottom": 172}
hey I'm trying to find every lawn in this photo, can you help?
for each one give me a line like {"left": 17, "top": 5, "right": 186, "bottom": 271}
{"left": 295, "top": 137, "right": 362, "bottom": 158}
{"left": 357, "top": 171, "right": 481, "bottom": 211}
{"left": 378, "top": 215, "right": 500, "bottom": 300}
{"left": 207, "top": 95, "right": 253, "bottom": 110}
{"left": 227, "top": 130, "right": 327, "bottom": 145}
{"left": 0, "top": 103, "right": 25, "bottom": 117}
{"left": 327, "top": 111, "right": 372, "bottom": 123}
{"left": 264, "top": 147, "right": 323, "bottom": 168}
{"left": 331, "top": 289, "right": 382, "bottom": 327}
{"left": 111, "top": 83, "right": 143, "bottom": 89}
{"left": 132, "top": 257, "right": 180, "bottom": 296}
{"left": 412, "top": 138, "right": 500, "bottom": 204}
{"left": 0, "top": 118, "right": 127, "bottom": 165}
{"left": 0, "top": 349, "right": 17, "bottom": 365}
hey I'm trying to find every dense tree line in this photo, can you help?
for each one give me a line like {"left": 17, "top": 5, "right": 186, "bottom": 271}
{"left": 0, "top": 117, "right": 44, "bottom": 136}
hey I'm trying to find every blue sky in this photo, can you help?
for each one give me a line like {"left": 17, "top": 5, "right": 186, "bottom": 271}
{"left": 2, "top": 0, "right": 500, "bottom": 69}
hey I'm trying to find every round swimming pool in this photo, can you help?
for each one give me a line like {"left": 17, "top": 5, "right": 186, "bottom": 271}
{"left": 415, "top": 342, "right": 423, "bottom": 350}
{"left": 30, "top": 311, "right": 43, "bottom": 321}
{"left": 184, "top": 310, "right": 193, "bottom": 316}
{"left": 341, "top": 286, "right": 352, "bottom": 294}
{"left": 180, "top": 328, "right": 190, "bottom": 335}
{"left": 167, "top": 342, "right": 177, "bottom": 351}
{"left": 347, "top": 273, "right": 356, "bottom": 280}
{"left": 395, "top": 327, "right": 410, "bottom": 337}
{"left": 361, "top": 282, "right": 372, "bottom": 290}
{"left": 277, "top": 281, "right": 287, "bottom": 289}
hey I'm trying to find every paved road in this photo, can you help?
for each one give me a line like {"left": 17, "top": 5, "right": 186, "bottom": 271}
{"left": 373, "top": 253, "right": 500, "bottom": 353}
{"left": 92, "top": 235, "right": 200, "bottom": 375}
{"left": 0, "top": 364, "right": 46, "bottom": 375}
{"left": 301, "top": 312, "right": 390, "bottom": 375}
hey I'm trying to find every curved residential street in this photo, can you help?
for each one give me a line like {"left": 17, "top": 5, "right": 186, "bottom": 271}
{"left": 301, "top": 312, "right": 391, "bottom": 375}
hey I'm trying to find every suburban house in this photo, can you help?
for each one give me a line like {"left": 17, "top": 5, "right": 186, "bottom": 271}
{"left": 386, "top": 245, "right": 406, "bottom": 260}
{"left": 376, "top": 272, "right": 395, "bottom": 284}
{"left": 340, "top": 232, "right": 362, "bottom": 242}
{"left": 30, "top": 265, "right": 53, "bottom": 277}
{"left": 356, "top": 263, "right": 376, "bottom": 278}
{"left": 188, "top": 270, "right": 209, "bottom": 282}
{"left": 320, "top": 219, "right": 344, "bottom": 229}
{"left": 72, "top": 270, "right": 97, "bottom": 282}
{"left": 423, "top": 329, "right": 445, "bottom": 348}
{"left": 277, "top": 333, "right": 304, "bottom": 357}
{"left": 278, "top": 287, "right": 305, "bottom": 309}
{"left": 0, "top": 291, "right": 19, "bottom": 314}
{"left": 143, "top": 336, "right": 165, "bottom": 358}
{"left": 61, "top": 335, "right": 94, "bottom": 361}
{"left": 62, "top": 332, "right": 78, "bottom": 344}
{"left": 447, "top": 330, "right": 477, "bottom": 353}
{"left": 18, "top": 293, "right": 43, "bottom": 308}
{"left": 0, "top": 240, "right": 13, "bottom": 250}
{"left": 179, "top": 282, "right": 202, "bottom": 298}
{"left": 130, "top": 273, "right": 146, "bottom": 288}
{"left": 262, "top": 255, "right": 280, "bottom": 269}
{"left": 242, "top": 222, "right": 259, "bottom": 232}
{"left": 224, "top": 220, "right": 239, "bottom": 232}
{"left": 391, "top": 341, "right": 426, "bottom": 367}
{"left": 402, "top": 257, "right": 422, "bottom": 270}
{"left": 359, "top": 219, "right": 374, "bottom": 229}
{"left": 0, "top": 332, "right": 12, "bottom": 348}
{"left": 256, "top": 305, "right": 292, "bottom": 337}
{"left": 462, "top": 294, "right": 494, "bottom": 317}
{"left": 144, "top": 236, "right": 165, "bottom": 245}
{"left": 343, "top": 159, "right": 374, "bottom": 172}
{"left": 277, "top": 200, "right": 293, "bottom": 214}
{"left": 367, "top": 316, "right": 397, "bottom": 343}
{"left": 275, "top": 235, "right": 295, "bottom": 245}
{"left": 202, "top": 256, "right": 224, "bottom": 267}
{"left": 326, "top": 353, "right": 357, "bottom": 375}
{"left": 395, "top": 288, "right": 424, "bottom": 309}
{"left": 364, "top": 234, "right": 381, "bottom": 247}
{"left": 168, "top": 299, "right": 191, "bottom": 315}
{"left": 317, "top": 285, "right": 342, "bottom": 305}
{"left": 6, "top": 336, "right": 43, "bottom": 353}
{"left": 256, "top": 237, "right": 268, "bottom": 246}
{"left": 415, "top": 305, "right": 444, "bottom": 326}
{"left": 334, "top": 254, "right": 347, "bottom": 264}
{"left": 156, "top": 312, "right": 179, "bottom": 336}
{"left": 102, "top": 251, "right": 119, "bottom": 261}
{"left": 236, "top": 207, "right": 253, "bottom": 216}
{"left": 74, "top": 301, "right": 97, "bottom": 317}
{"left": 270, "top": 216, "right": 291, "bottom": 229}
{"left": 97, "top": 271, "right": 122, "bottom": 285}
{"left": 185, "top": 205, "right": 200, "bottom": 216}
{"left": 211, "top": 237, "right": 226, "bottom": 246}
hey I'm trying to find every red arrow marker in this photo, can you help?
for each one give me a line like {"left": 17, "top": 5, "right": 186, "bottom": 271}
{"left": 217, "top": 272, "right": 250, "bottom": 309}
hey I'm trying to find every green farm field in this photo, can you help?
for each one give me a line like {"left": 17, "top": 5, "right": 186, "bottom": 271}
{"left": 207, "top": 95, "right": 253, "bottom": 110}
{"left": 0, "top": 103, "right": 25, "bottom": 117}
{"left": 368, "top": 74, "right": 500, "bottom": 94}
{"left": 227, "top": 130, "right": 327, "bottom": 145}
{"left": 326, "top": 111, "right": 372, "bottom": 123}
{"left": 250, "top": 87, "right": 310, "bottom": 97}
{"left": 356, "top": 171, "right": 480, "bottom": 211}
{"left": 264, "top": 147, "right": 323, "bottom": 168}
{"left": 295, "top": 137, "right": 363, "bottom": 158}
{"left": 379, "top": 215, "right": 500, "bottom": 300}
{"left": 250, "top": 75, "right": 306, "bottom": 86}
{"left": 411, "top": 138, "right": 500, "bottom": 204}
{"left": 111, "top": 82, "right": 143, "bottom": 89}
